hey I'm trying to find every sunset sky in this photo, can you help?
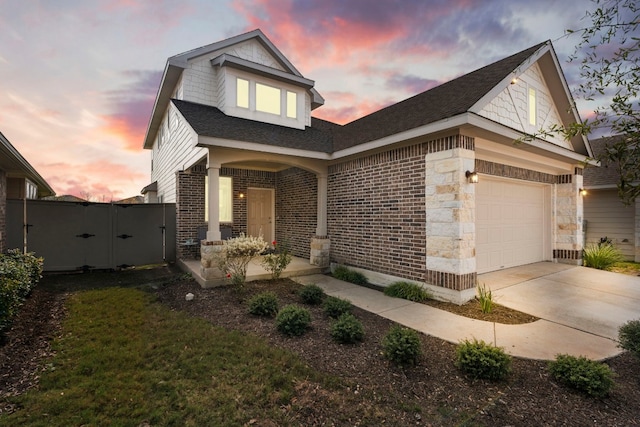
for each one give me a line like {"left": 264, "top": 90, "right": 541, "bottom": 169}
{"left": 0, "top": 0, "right": 605, "bottom": 201}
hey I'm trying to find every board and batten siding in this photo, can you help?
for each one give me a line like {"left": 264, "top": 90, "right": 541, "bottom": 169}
{"left": 584, "top": 189, "right": 635, "bottom": 260}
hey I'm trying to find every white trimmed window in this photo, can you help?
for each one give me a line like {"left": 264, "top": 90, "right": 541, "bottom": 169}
{"left": 528, "top": 87, "right": 537, "bottom": 126}
{"left": 236, "top": 78, "right": 249, "bottom": 108}
{"left": 205, "top": 176, "right": 233, "bottom": 223}
{"left": 256, "top": 82, "right": 281, "bottom": 115}
{"left": 286, "top": 91, "right": 297, "bottom": 118}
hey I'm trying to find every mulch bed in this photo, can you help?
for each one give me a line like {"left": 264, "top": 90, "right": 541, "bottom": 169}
{"left": 1, "top": 266, "right": 639, "bottom": 426}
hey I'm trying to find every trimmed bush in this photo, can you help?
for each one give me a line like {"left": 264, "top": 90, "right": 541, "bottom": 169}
{"left": 382, "top": 325, "right": 422, "bottom": 366}
{"left": 323, "top": 296, "right": 352, "bottom": 318}
{"left": 384, "top": 281, "right": 431, "bottom": 302}
{"left": 618, "top": 319, "right": 640, "bottom": 359}
{"left": 330, "top": 313, "right": 364, "bottom": 344}
{"left": 247, "top": 291, "right": 279, "bottom": 317}
{"left": 0, "top": 250, "right": 44, "bottom": 332}
{"left": 455, "top": 339, "right": 511, "bottom": 381}
{"left": 332, "top": 265, "right": 368, "bottom": 285}
{"left": 549, "top": 354, "right": 615, "bottom": 397}
{"left": 276, "top": 305, "right": 312, "bottom": 336}
{"left": 298, "top": 284, "right": 325, "bottom": 305}
{"left": 583, "top": 243, "right": 624, "bottom": 270}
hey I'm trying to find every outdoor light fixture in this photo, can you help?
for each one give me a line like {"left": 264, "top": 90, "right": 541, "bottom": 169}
{"left": 579, "top": 188, "right": 587, "bottom": 196}
{"left": 511, "top": 77, "right": 519, "bottom": 85}
{"left": 239, "top": 193, "right": 245, "bottom": 199}
{"left": 465, "top": 170, "right": 479, "bottom": 183}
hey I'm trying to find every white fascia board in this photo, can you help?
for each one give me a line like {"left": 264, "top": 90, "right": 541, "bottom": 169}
{"left": 197, "top": 135, "right": 331, "bottom": 160}
{"left": 211, "top": 54, "right": 315, "bottom": 89}
{"left": 332, "top": 114, "right": 470, "bottom": 159}
{"left": 143, "top": 63, "right": 183, "bottom": 149}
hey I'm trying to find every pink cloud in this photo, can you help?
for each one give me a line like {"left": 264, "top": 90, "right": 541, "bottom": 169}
{"left": 312, "top": 91, "right": 395, "bottom": 124}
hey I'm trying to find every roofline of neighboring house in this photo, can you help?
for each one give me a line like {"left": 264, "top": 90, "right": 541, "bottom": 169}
{"left": 0, "top": 131, "right": 55, "bottom": 197}
{"left": 143, "top": 29, "right": 324, "bottom": 150}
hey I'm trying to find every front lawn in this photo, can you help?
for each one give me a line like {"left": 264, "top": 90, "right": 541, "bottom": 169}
{"left": 611, "top": 261, "right": 640, "bottom": 276}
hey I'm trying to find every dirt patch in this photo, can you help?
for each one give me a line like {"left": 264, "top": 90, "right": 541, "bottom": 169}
{"left": 2, "top": 267, "right": 639, "bottom": 426}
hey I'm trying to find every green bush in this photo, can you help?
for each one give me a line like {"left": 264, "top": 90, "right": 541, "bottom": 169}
{"left": 275, "top": 305, "right": 312, "bottom": 336}
{"left": 382, "top": 325, "right": 422, "bottom": 366}
{"left": 583, "top": 243, "right": 624, "bottom": 270}
{"left": 383, "top": 281, "right": 431, "bottom": 302}
{"left": 618, "top": 319, "right": 640, "bottom": 359}
{"left": 0, "top": 250, "right": 44, "bottom": 332}
{"left": 332, "top": 265, "right": 368, "bottom": 285}
{"left": 455, "top": 339, "right": 511, "bottom": 381}
{"left": 549, "top": 354, "right": 615, "bottom": 397}
{"left": 323, "top": 296, "right": 352, "bottom": 318}
{"left": 330, "top": 313, "right": 364, "bottom": 344}
{"left": 247, "top": 291, "right": 279, "bottom": 317}
{"left": 298, "top": 284, "right": 325, "bottom": 305}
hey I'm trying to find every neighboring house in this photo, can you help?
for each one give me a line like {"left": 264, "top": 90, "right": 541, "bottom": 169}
{"left": 142, "top": 29, "right": 593, "bottom": 303}
{"left": 583, "top": 135, "right": 640, "bottom": 261}
{"left": 0, "top": 131, "right": 55, "bottom": 252}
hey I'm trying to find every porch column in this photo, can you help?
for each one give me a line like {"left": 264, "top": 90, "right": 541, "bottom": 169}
{"left": 310, "top": 172, "right": 330, "bottom": 268}
{"left": 206, "top": 163, "right": 221, "bottom": 241}
{"left": 316, "top": 173, "right": 328, "bottom": 237}
{"left": 553, "top": 168, "right": 583, "bottom": 265}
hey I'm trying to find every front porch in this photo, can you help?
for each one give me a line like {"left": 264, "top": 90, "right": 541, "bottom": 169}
{"left": 178, "top": 255, "right": 324, "bottom": 288}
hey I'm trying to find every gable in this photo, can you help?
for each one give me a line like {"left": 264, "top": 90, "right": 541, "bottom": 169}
{"left": 476, "top": 62, "right": 571, "bottom": 150}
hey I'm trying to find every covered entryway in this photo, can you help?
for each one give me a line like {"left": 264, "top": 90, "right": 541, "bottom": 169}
{"left": 476, "top": 176, "right": 550, "bottom": 273}
{"left": 247, "top": 187, "right": 274, "bottom": 243}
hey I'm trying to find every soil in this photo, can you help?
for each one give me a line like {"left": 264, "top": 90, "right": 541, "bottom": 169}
{"left": 2, "top": 265, "right": 640, "bottom": 426}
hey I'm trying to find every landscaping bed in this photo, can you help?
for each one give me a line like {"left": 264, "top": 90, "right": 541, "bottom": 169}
{"left": 1, "top": 266, "right": 639, "bottom": 426}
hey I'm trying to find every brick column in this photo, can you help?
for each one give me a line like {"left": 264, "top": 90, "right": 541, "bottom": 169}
{"left": 553, "top": 168, "right": 583, "bottom": 264}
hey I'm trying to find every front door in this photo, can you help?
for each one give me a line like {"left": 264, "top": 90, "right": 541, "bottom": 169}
{"left": 247, "top": 188, "right": 274, "bottom": 243}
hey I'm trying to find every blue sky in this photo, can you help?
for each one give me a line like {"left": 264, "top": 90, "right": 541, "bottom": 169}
{"left": 0, "top": 0, "right": 602, "bottom": 200}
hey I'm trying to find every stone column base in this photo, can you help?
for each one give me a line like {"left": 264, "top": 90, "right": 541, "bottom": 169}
{"left": 310, "top": 237, "right": 330, "bottom": 268}
{"left": 200, "top": 241, "right": 226, "bottom": 285}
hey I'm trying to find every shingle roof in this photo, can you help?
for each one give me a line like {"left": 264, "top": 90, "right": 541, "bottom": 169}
{"left": 173, "top": 42, "right": 547, "bottom": 154}
{"left": 583, "top": 136, "right": 625, "bottom": 187}
{"left": 172, "top": 99, "right": 336, "bottom": 153}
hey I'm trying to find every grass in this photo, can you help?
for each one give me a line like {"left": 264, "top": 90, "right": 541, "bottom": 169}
{"left": 610, "top": 261, "right": 640, "bottom": 276}
{"left": 1, "top": 287, "right": 325, "bottom": 426}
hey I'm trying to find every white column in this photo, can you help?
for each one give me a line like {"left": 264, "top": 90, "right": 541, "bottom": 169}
{"left": 316, "top": 173, "right": 328, "bottom": 237}
{"left": 206, "top": 164, "right": 221, "bottom": 241}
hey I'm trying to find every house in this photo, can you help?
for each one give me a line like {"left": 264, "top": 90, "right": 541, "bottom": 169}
{"left": 0, "top": 130, "right": 55, "bottom": 252}
{"left": 583, "top": 136, "right": 640, "bottom": 261}
{"left": 142, "top": 29, "right": 593, "bottom": 303}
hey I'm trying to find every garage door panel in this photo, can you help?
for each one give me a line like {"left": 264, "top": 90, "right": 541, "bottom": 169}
{"left": 476, "top": 177, "right": 547, "bottom": 273}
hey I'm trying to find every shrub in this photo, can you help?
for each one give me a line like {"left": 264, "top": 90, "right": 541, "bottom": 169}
{"left": 618, "top": 319, "right": 640, "bottom": 359}
{"left": 276, "top": 305, "right": 312, "bottom": 336}
{"left": 477, "top": 283, "right": 493, "bottom": 314}
{"left": 261, "top": 240, "right": 293, "bottom": 279}
{"left": 384, "top": 281, "right": 431, "bottom": 302}
{"left": 298, "top": 284, "right": 325, "bottom": 305}
{"left": 247, "top": 291, "right": 279, "bottom": 317}
{"left": 323, "top": 296, "right": 352, "bottom": 318}
{"left": 583, "top": 242, "right": 624, "bottom": 271}
{"left": 382, "top": 325, "right": 422, "bottom": 366}
{"left": 0, "top": 250, "right": 44, "bottom": 332}
{"left": 213, "top": 233, "right": 268, "bottom": 288}
{"left": 455, "top": 339, "right": 511, "bottom": 381}
{"left": 332, "top": 265, "right": 368, "bottom": 285}
{"left": 549, "top": 354, "right": 615, "bottom": 397}
{"left": 330, "top": 313, "right": 364, "bottom": 344}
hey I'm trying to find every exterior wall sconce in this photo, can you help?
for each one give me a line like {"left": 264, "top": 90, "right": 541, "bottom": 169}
{"left": 465, "top": 171, "right": 479, "bottom": 183}
{"left": 579, "top": 188, "right": 587, "bottom": 196}
{"left": 238, "top": 192, "right": 245, "bottom": 199}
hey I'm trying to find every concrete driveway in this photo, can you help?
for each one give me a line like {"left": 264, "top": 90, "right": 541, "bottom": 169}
{"left": 480, "top": 263, "right": 640, "bottom": 341}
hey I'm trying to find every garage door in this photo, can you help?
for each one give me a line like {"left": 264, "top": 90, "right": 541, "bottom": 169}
{"left": 476, "top": 176, "right": 548, "bottom": 273}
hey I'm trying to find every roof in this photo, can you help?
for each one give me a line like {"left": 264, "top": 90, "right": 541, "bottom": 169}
{"left": 583, "top": 135, "right": 624, "bottom": 187}
{"left": 172, "top": 99, "right": 335, "bottom": 153}
{"left": 0, "top": 131, "right": 55, "bottom": 197}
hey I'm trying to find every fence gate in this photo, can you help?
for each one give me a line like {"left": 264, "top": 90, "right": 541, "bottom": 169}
{"left": 6, "top": 200, "right": 176, "bottom": 271}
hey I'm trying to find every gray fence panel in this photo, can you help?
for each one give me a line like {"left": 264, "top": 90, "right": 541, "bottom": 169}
{"left": 6, "top": 200, "right": 176, "bottom": 271}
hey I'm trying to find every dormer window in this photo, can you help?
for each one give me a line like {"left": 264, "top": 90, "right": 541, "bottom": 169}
{"left": 256, "top": 82, "right": 281, "bottom": 115}
{"left": 286, "top": 91, "right": 297, "bottom": 119}
{"left": 237, "top": 78, "right": 249, "bottom": 108}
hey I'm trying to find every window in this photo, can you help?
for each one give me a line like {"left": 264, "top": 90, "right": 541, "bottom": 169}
{"left": 256, "top": 82, "right": 281, "bottom": 115}
{"left": 286, "top": 91, "right": 297, "bottom": 118}
{"left": 236, "top": 78, "right": 249, "bottom": 108}
{"left": 205, "top": 176, "right": 233, "bottom": 223}
{"left": 528, "top": 87, "right": 537, "bottom": 126}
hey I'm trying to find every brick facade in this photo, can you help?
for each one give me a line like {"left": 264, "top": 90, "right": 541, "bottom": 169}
{"left": 176, "top": 170, "right": 206, "bottom": 259}
{"left": 0, "top": 170, "right": 6, "bottom": 253}
{"left": 328, "top": 144, "right": 426, "bottom": 282}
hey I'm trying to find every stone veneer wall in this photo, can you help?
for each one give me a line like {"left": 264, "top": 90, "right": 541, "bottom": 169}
{"left": 0, "top": 170, "right": 6, "bottom": 253}
{"left": 328, "top": 144, "right": 426, "bottom": 282}
{"left": 275, "top": 167, "right": 317, "bottom": 259}
{"left": 176, "top": 170, "right": 205, "bottom": 259}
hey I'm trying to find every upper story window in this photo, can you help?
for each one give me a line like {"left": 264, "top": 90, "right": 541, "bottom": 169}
{"left": 286, "top": 91, "right": 297, "bottom": 119}
{"left": 528, "top": 86, "right": 537, "bottom": 126}
{"left": 237, "top": 78, "right": 249, "bottom": 108}
{"left": 256, "top": 83, "right": 281, "bottom": 115}
{"left": 234, "top": 77, "right": 298, "bottom": 120}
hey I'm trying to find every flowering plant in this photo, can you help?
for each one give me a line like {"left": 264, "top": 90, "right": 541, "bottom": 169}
{"left": 214, "top": 233, "right": 268, "bottom": 289}
{"left": 261, "top": 240, "right": 293, "bottom": 279}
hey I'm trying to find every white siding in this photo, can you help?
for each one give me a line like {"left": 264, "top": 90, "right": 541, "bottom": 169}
{"left": 479, "top": 63, "right": 570, "bottom": 150}
{"left": 584, "top": 189, "right": 636, "bottom": 260}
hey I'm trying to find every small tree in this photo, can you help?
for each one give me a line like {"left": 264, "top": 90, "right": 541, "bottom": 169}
{"left": 214, "top": 233, "right": 268, "bottom": 289}
{"left": 261, "top": 240, "right": 292, "bottom": 279}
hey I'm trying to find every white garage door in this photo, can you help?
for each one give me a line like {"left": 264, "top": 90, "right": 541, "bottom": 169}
{"left": 476, "top": 176, "right": 548, "bottom": 273}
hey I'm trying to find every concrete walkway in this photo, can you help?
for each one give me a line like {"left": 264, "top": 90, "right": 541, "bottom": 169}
{"left": 292, "top": 263, "right": 640, "bottom": 361}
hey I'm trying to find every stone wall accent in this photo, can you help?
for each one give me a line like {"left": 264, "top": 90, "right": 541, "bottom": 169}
{"left": 275, "top": 167, "right": 317, "bottom": 259}
{"left": 0, "top": 169, "right": 6, "bottom": 253}
{"left": 176, "top": 170, "right": 206, "bottom": 259}
{"left": 328, "top": 144, "right": 426, "bottom": 282}
{"left": 310, "top": 237, "right": 330, "bottom": 267}
{"left": 554, "top": 171, "right": 584, "bottom": 265}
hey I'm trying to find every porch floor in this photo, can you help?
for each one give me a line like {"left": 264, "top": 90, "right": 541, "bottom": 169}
{"left": 178, "top": 256, "right": 325, "bottom": 288}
